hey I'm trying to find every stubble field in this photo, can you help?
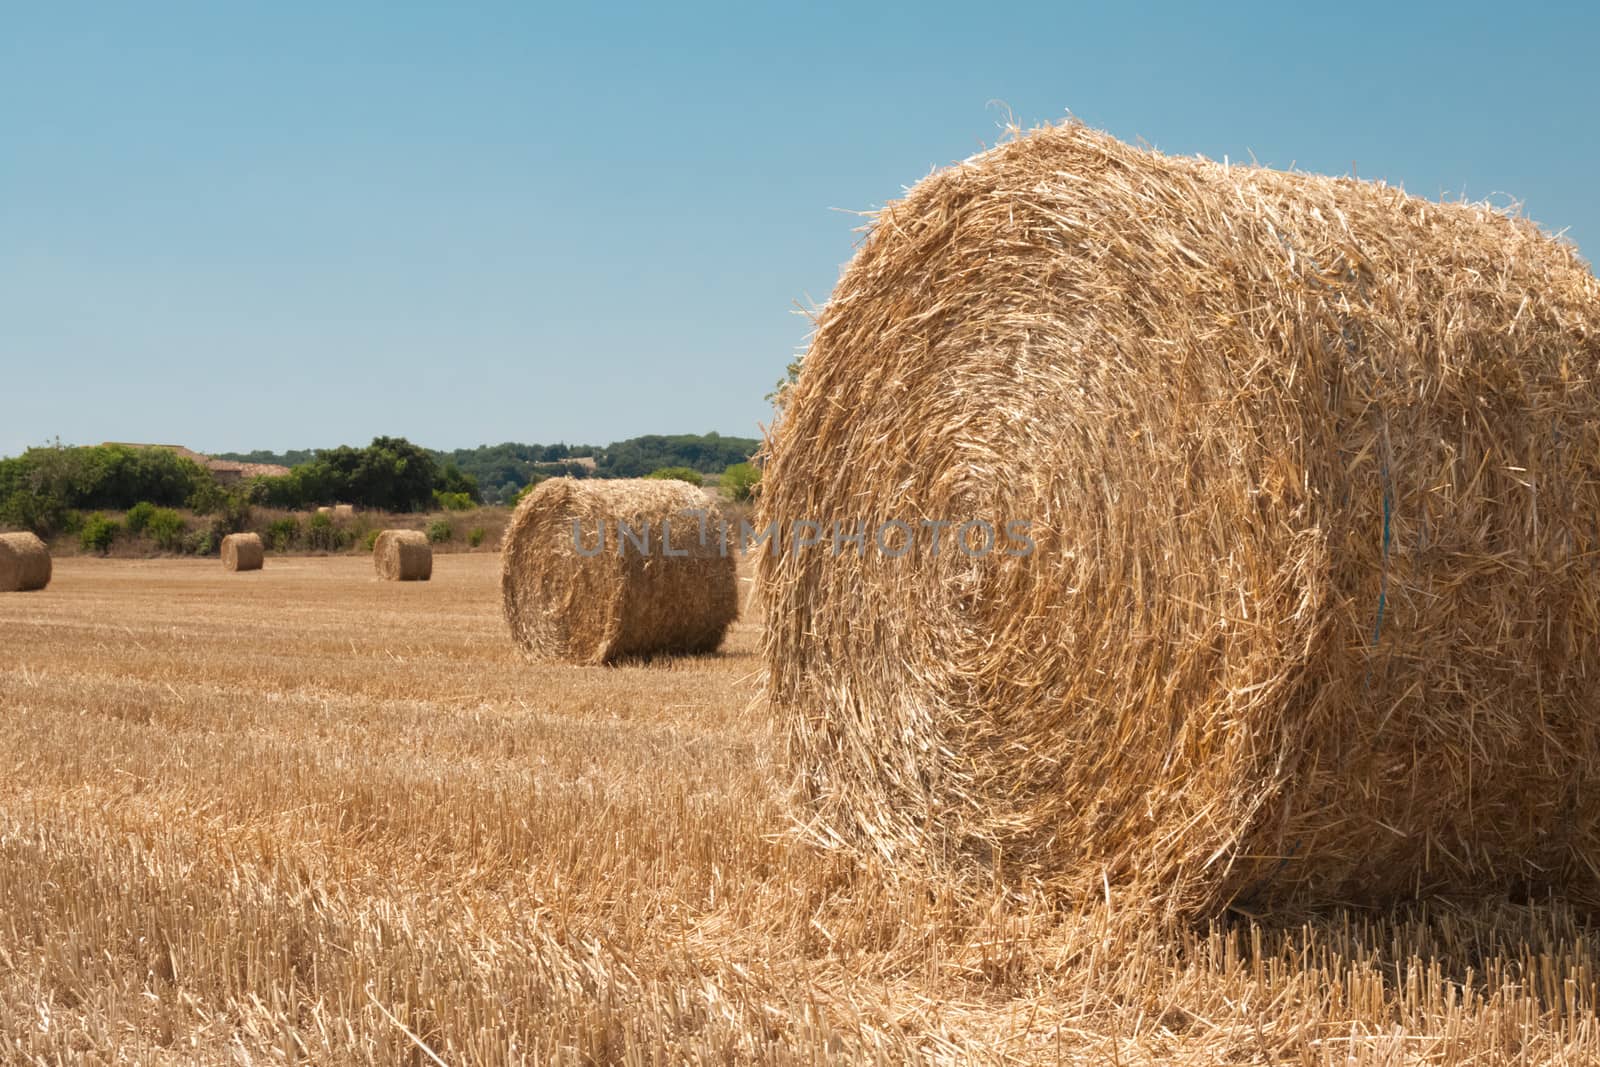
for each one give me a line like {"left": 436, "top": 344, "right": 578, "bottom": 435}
{"left": 4, "top": 555, "right": 1600, "bottom": 1064}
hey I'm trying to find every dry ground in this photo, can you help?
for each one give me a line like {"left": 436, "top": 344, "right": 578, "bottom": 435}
{"left": 3, "top": 556, "right": 1600, "bottom": 1064}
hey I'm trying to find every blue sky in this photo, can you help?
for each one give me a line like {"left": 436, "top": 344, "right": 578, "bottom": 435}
{"left": 2, "top": 2, "right": 1595, "bottom": 456}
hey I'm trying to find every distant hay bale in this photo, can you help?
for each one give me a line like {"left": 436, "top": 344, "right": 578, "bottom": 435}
{"left": 374, "top": 529, "right": 432, "bottom": 581}
{"left": 0, "top": 532, "right": 51, "bottom": 592}
{"left": 220, "top": 532, "right": 263, "bottom": 572}
{"left": 502, "top": 478, "right": 738, "bottom": 664}
{"left": 759, "top": 121, "right": 1600, "bottom": 920}
{"left": 333, "top": 504, "right": 356, "bottom": 518}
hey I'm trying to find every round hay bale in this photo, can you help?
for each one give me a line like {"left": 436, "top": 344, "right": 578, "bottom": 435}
{"left": 502, "top": 478, "right": 738, "bottom": 664}
{"left": 220, "top": 532, "right": 264, "bottom": 572}
{"left": 759, "top": 122, "right": 1600, "bottom": 919}
{"left": 374, "top": 529, "right": 432, "bottom": 581}
{"left": 0, "top": 532, "right": 51, "bottom": 592}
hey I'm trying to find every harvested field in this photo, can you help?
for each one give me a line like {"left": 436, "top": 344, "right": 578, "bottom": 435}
{"left": 4, "top": 555, "right": 1600, "bottom": 1063}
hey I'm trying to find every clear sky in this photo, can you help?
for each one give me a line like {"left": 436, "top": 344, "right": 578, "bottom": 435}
{"left": 2, "top": 1, "right": 1596, "bottom": 457}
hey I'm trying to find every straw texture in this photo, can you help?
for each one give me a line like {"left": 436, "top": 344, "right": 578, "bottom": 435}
{"left": 502, "top": 479, "right": 738, "bottom": 664}
{"left": 220, "top": 532, "right": 264, "bottom": 573}
{"left": 374, "top": 529, "right": 432, "bottom": 581}
{"left": 759, "top": 122, "right": 1600, "bottom": 920}
{"left": 0, "top": 532, "right": 51, "bottom": 592}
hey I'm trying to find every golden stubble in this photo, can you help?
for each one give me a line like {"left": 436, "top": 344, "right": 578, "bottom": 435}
{"left": 2, "top": 554, "right": 1599, "bottom": 1064}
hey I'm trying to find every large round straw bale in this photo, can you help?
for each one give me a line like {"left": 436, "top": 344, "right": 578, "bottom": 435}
{"left": 0, "top": 532, "right": 51, "bottom": 592}
{"left": 759, "top": 122, "right": 1600, "bottom": 919}
{"left": 220, "top": 532, "right": 264, "bottom": 572}
{"left": 502, "top": 478, "right": 738, "bottom": 664}
{"left": 374, "top": 529, "right": 432, "bottom": 581}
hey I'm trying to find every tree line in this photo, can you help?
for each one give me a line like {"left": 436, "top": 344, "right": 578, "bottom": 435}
{"left": 2, "top": 432, "right": 763, "bottom": 534}
{"left": 219, "top": 432, "right": 760, "bottom": 504}
{"left": 0, "top": 438, "right": 481, "bottom": 534}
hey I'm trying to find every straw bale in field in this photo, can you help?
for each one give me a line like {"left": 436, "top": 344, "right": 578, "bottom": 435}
{"left": 502, "top": 478, "right": 738, "bottom": 664}
{"left": 221, "top": 532, "right": 264, "bottom": 572}
{"left": 0, "top": 532, "right": 51, "bottom": 592}
{"left": 759, "top": 122, "right": 1600, "bottom": 919}
{"left": 374, "top": 529, "right": 432, "bottom": 581}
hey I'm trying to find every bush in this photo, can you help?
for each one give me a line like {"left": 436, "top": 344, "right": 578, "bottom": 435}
{"left": 79, "top": 514, "right": 119, "bottom": 554}
{"left": 433, "top": 490, "right": 475, "bottom": 512}
{"left": 264, "top": 516, "right": 301, "bottom": 552}
{"left": 124, "top": 501, "right": 157, "bottom": 534}
{"left": 361, "top": 528, "right": 382, "bottom": 552}
{"left": 190, "top": 485, "right": 252, "bottom": 533}
{"left": 0, "top": 488, "right": 67, "bottom": 536}
{"left": 306, "top": 512, "right": 352, "bottom": 552}
{"left": 146, "top": 508, "right": 186, "bottom": 551}
{"left": 434, "top": 463, "right": 481, "bottom": 504}
{"left": 467, "top": 526, "right": 486, "bottom": 548}
{"left": 427, "top": 519, "right": 452, "bottom": 544}
{"left": 645, "top": 466, "right": 703, "bottom": 486}
{"left": 185, "top": 529, "right": 216, "bottom": 556}
{"left": 721, "top": 462, "right": 761, "bottom": 503}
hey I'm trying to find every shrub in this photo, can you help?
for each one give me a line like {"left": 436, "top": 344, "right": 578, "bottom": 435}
{"left": 186, "top": 479, "right": 230, "bottom": 516}
{"left": 434, "top": 464, "right": 481, "bottom": 504}
{"left": 185, "top": 529, "right": 216, "bottom": 556}
{"left": 79, "top": 514, "right": 119, "bottom": 554}
{"left": 645, "top": 466, "right": 703, "bottom": 486}
{"left": 264, "top": 516, "right": 301, "bottom": 552}
{"left": 467, "top": 526, "right": 486, "bottom": 548}
{"left": 146, "top": 508, "right": 186, "bottom": 551}
{"left": 0, "top": 489, "right": 67, "bottom": 536}
{"left": 433, "top": 490, "right": 475, "bottom": 512}
{"left": 305, "top": 512, "right": 352, "bottom": 552}
{"left": 361, "top": 528, "right": 381, "bottom": 552}
{"left": 124, "top": 501, "right": 157, "bottom": 534}
{"left": 190, "top": 484, "right": 252, "bottom": 534}
{"left": 427, "top": 519, "right": 453, "bottom": 544}
{"left": 721, "top": 462, "right": 761, "bottom": 503}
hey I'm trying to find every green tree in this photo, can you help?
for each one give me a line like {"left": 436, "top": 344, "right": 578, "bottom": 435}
{"left": 124, "top": 501, "right": 157, "bottom": 533}
{"left": 645, "top": 466, "right": 703, "bottom": 486}
{"left": 79, "top": 514, "right": 119, "bottom": 554}
{"left": 721, "top": 462, "right": 761, "bottom": 502}
{"left": 146, "top": 508, "right": 186, "bottom": 551}
{"left": 0, "top": 443, "right": 214, "bottom": 534}
{"left": 434, "top": 463, "right": 481, "bottom": 503}
{"left": 247, "top": 437, "right": 441, "bottom": 512}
